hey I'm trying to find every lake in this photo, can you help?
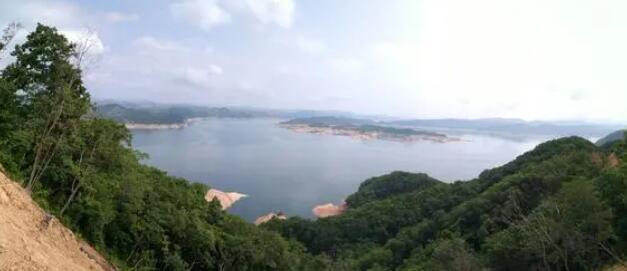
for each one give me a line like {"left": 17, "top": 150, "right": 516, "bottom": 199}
{"left": 131, "top": 118, "right": 546, "bottom": 221}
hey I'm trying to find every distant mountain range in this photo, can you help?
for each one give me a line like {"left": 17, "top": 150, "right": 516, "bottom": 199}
{"left": 93, "top": 102, "right": 388, "bottom": 125}
{"left": 281, "top": 116, "right": 376, "bottom": 126}
{"left": 281, "top": 116, "right": 623, "bottom": 139}
{"left": 386, "top": 118, "right": 623, "bottom": 138}
{"left": 93, "top": 101, "right": 624, "bottom": 138}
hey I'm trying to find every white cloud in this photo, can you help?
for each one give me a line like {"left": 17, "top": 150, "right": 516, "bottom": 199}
{"left": 294, "top": 36, "right": 325, "bottom": 54}
{"left": 0, "top": 1, "right": 106, "bottom": 56}
{"left": 177, "top": 66, "right": 222, "bottom": 87}
{"left": 373, "top": 42, "right": 416, "bottom": 65}
{"left": 245, "top": 0, "right": 294, "bottom": 28}
{"left": 411, "top": 0, "right": 627, "bottom": 121}
{"left": 104, "top": 12, "right": 139, "bottom": 23}
{"left": 170, "top": 0, "right": 231, "bottom": 31}
{"left": 1, "top": 1, "right": 83, "bottom": 27}
{"left": 128, "top": 36, "right": 225, "bottom": 90}
{"left": 134, "top": 36, "right": 186, "bottom": 54}
{"left": 208, "top": 64, "right": 224, "bottom": 75}
{"left": 61, "top": 29, "right": 105, "bottom": 55}
{"left": 330, "top": 57, "right": 363, "bottom": 74}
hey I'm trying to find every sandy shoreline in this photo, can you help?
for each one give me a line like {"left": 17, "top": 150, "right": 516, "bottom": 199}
{"left": 280, "top": 124, "right": 456, "bottom": 143}
{"left": 125, "top": 123, "right": 188, "bottom": 130}
{"left": 124, "top": 117, "right": 205, "bottom": 130}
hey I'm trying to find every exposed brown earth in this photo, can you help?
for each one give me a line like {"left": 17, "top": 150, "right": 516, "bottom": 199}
{"left": 0, "top": 171, "right": 115, "bottom": 271}
{"left": 254, "top": 212, "right": 287, "bottom": 225}
{"left": 205, "top": 188, "right": 247, "bottom": 210}
{"left": 312, "top": 202, "right": 347, "bottom": 218}
{"left": 608, "top": 153, "right": 621, "bottom": 168}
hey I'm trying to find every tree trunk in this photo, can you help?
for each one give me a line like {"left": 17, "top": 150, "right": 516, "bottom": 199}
{"left": 26, "top": 145, "right": 42, "bottom": 192}
{"left": 59, "top": 181, "right": 80, "bottom": 216}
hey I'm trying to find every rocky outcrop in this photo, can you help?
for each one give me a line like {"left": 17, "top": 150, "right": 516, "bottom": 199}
{"left": 254, "top": 212, "right": 287, "bottom": 225}
{"left": 205, "top": 188, "right": 247, "bottom": 210}
{"left": 312, "top": 202, "right": 347, "bottom": 218}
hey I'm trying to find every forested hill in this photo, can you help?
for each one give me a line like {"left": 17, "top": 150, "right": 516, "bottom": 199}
{"left": 263, "top": 136, "right": 627, "bottom": 270}
{"left": 1, "top": 24, "right": 627, "bottom": 270}
{"left": 0, "top": 24, "right": 308, "bottom": 270}
{"left": 597, "top": 130, "right": 627, "bottom": 147}
{"left": 94, "top": 103, "right": 253, "bottom": 125}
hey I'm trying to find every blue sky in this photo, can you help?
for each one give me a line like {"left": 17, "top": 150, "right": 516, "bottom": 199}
{"left": 1, "top": 0, "right": 627, "bottom": 123}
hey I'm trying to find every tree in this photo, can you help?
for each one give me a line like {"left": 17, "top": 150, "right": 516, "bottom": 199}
{"left": 59, "top": 119, "right": 131, "bottom": 216}
{"left": 2, "top": 23, "right": 91, "bottom": 192}
{"left": 489, "top": 179, "right": 619, "bottom": 270}
{"left": 402, "top": 237, "right": 483, "bottom": 271}
{"left": 0, "top": 22, "right": 23, "bottom": 174}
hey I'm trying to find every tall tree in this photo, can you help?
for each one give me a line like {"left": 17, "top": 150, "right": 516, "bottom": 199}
{"left": 0, "top": 22, "right": 23, "bottom": 173}
{"left": 2, "top": 23, "right": 91, "bottom": 191}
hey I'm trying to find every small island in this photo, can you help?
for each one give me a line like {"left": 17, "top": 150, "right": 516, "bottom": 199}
{"left": 280, "top": 116, "right": 454, "bottom": 143}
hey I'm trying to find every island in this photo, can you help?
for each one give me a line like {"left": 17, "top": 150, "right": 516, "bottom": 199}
{"left": 280, "top": 116, "right": 454, "bottom": 143}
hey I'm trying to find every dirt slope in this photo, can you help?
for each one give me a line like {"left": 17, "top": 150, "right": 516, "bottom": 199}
{"left": 0, "top": 171, "right": 115, "bottom": 271}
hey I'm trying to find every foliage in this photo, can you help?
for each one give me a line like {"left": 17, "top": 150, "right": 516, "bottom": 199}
{"left": 0, "top": 24, "right": 304, "bottom": 270}
{"left": 266, "top": 137, "right": 627, "bottom": 270}
{"left": 2, "top": 23, "right": 627, "bottom": 271}
{"left": 400, "top": 237, "right": 483, "bottom": 271}
{"left": 484, "top": 179, "right": 615, "bottom": 270}
{"left": 346, "top": 172, "right": 440, "bottom": 208}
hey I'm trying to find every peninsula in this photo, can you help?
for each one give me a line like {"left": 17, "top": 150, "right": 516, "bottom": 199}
{"left": 280, "top": 116, "right": 453, "bottom": 142}
{"left": 95, "top": 103, "right": 253, "bottom": 130}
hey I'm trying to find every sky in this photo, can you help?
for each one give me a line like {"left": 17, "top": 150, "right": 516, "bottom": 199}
{"left": 1, "top": 0, "right": 626, "bottom": 123}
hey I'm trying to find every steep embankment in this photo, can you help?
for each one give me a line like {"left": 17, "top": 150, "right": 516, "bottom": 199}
{"left": 0, "top": 171, "right": 114, "bottom": 271}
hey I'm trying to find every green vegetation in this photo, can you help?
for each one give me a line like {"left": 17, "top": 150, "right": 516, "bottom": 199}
{"left": 1, "top": 24, "right": 626, "bottom": 270}
{"left": 263, "top": 137, "right": 627, "bottom": 270}
{"left": 0, "top": 24, "right": 306, "bottom": 270}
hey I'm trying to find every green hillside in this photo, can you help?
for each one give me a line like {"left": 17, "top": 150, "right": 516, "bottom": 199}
{"left": 1, "top": 24, "right": 626, "bottom": 271}
{"left": 263, "top": 136, "right": 627, "bottom": 270}
{"left": 597, "top": 130, "right": 627, "bottom": 147}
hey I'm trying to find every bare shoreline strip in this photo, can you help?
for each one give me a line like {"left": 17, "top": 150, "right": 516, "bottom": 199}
{"left": 280, "top": 124, "right": 457, "bottom": 143}
{"left": 124, "top": 118, "right": 206, "bottom": 130}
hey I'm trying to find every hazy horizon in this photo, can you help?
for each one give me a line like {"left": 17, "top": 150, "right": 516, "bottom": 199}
{"left": 95, "top": 97, "right": 626, "bottom": 125}
{"left": 2, "top": 0, "right": 627, "bottom": 123}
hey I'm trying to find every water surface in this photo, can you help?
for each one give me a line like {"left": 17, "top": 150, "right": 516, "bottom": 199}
{"left": 132, "top": 118, "right": 544, "bottom": 221}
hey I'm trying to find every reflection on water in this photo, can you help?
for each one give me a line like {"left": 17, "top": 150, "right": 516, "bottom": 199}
{"left": 132, "top": 118, "right": 546, "bottom": 221}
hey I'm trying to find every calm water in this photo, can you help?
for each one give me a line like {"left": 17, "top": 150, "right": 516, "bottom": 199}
{"left": 132, "top": 118, "right": 544, "bottom": 221}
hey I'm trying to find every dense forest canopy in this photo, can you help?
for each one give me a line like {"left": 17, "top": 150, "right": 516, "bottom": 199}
{"left": 0, "top": 24, "right": 626, "bottom": 270}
